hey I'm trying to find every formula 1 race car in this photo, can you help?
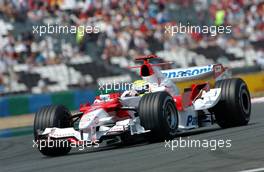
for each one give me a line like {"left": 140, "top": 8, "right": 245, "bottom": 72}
{"left": 33, "top": 55, "right": 251, "bottom": 156}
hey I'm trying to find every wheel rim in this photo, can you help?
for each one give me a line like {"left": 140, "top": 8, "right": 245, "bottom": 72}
{"left": 165, "top": 102, "right": 178, "bottom": 130}
{"left": 241, "top": 88, "right": 250, "bottom": 115}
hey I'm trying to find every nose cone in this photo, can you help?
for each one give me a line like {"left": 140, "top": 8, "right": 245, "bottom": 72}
{"left": 78, "top": 108, "right": 109, "bottom": 130}
{"left": 79, "top": 112, "right": 96, "bottom": 130}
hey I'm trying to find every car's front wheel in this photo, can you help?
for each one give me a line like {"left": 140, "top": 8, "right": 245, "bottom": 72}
{"left": 34, "top": 105, "right": 72, "bottom": 156}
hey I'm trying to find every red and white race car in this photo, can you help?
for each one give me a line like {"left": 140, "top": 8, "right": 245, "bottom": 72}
{"left": 33, "top": 55, "right": 251, "bottom": 156}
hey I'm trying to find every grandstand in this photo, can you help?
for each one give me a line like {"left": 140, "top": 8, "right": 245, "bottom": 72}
{"left": 0, "top": 0, "right": 263, "bottom": 95}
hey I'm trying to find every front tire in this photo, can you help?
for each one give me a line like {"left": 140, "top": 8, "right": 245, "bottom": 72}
{"left": 33, "top": 105, "right": 72, "bottom": 156}
{"left": 138, "top": 91, "right": 178, "bottom": 140}
{"left": 213, "top": 78, "right": 251, "bottom": 128}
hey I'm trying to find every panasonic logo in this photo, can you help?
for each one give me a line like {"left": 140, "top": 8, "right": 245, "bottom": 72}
{"left": 162, "top": 65, "right": 213, "bottom": 79}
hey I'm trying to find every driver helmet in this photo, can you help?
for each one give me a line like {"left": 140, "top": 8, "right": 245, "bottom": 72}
{"left": 132, "top": 80, "right": 149, "bottom": 95}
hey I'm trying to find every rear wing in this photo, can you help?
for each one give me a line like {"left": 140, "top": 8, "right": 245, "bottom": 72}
{"left": 161, "top": 64, "right": 230, "bottom": 82}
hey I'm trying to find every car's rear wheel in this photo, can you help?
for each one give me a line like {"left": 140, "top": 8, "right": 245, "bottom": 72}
{"left": 34, "top": 105, "right": 72, "bottom": 156}
{"left": 213, "top": 78, "right": 251, "bottom": 128}
{"left": 138, "top": 91, "right": 178, "bottom": 140}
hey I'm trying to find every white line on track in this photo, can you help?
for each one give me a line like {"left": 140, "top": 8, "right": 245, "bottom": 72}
{"left": 239, "top": 167, "right": 264, "bottom": 172}
{"left": 251, "top": 97, "right": 264, "bottom": 104}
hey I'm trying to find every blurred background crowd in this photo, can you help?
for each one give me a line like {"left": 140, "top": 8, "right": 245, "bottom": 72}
{"left": 0, "top": 0, "right": 263, "bottom": 95}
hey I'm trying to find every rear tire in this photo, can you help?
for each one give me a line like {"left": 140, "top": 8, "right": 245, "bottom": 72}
{"left": 33, "top": 105, "right": 72, "bottom": 156}
{"left": 213, "top": 78, "right": 251, "bottom": 128}
{"left": 138, "top": 91, "right": 178, "bottom": 140}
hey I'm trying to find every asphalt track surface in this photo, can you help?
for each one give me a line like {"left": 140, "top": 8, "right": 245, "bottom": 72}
{"left": 0, "top": 103, "right": 263, "bottom": 172}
